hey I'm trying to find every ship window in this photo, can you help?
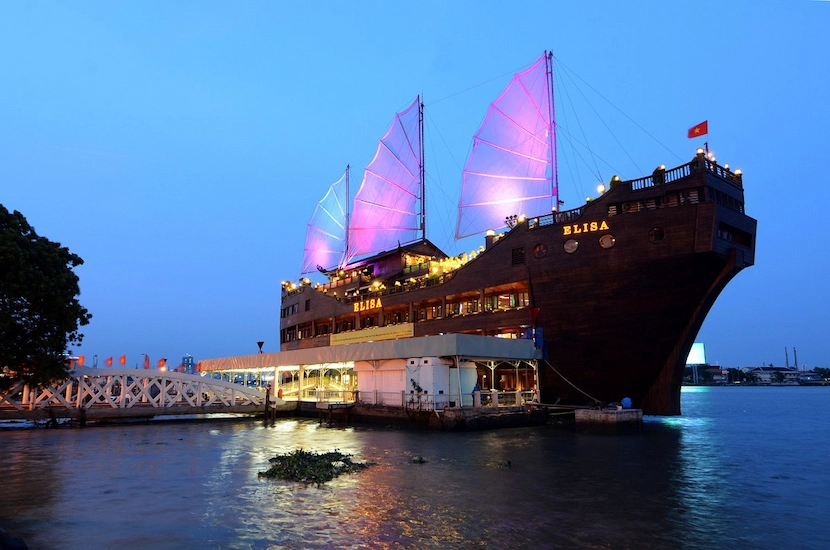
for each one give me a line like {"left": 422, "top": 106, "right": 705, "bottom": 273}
{"left": 718, "top": 222, "right": 752, "bottom": 247}
{"left": 384, "top": 311, "right": 407, "bottom": 325}
{"left": 459, "top": 300, "right": 479, "bottom": 315}
{"left": 564, "top": 239, "right": 578, "bottom": 254}
{"left": 599, "top": 234, "right": 616, "bottom": 249}
{"left": 649, "top": 228, "right": 665, "bottom": 243}
{"left": 426, "top": 304, "right": 442, "bottom": 320}
{"left": 533, "top": 244, "right": 547, "bottom": 259}
{"left": 304, "top": 299, "right": 310, "bottom": 311}
{"left": 511, "top": 247, "right": 525, "bottom": 265}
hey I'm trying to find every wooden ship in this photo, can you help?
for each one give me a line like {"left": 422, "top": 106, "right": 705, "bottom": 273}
{"left": 279, "top": 52, "right": 756, "bottom": 415}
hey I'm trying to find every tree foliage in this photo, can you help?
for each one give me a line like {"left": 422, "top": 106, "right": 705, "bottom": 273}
{"left": 0, "top": 205, "right": 92, "bottom": 388}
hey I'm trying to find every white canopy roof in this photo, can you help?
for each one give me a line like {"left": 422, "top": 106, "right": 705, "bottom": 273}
{"left": 199, "top": 334, "right": 540, "bottom": 371}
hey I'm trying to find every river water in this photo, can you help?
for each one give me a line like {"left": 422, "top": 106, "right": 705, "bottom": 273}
{"left": 1, "top": 386, "right": 828, "bottom": 549}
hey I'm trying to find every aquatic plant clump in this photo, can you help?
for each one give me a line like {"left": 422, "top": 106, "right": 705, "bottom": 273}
{"left": 259, "top": 449, "right": 372, "bottom": 485}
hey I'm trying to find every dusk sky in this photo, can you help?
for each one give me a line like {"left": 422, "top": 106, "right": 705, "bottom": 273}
{"left": 2, "top": 1, "right": 828, "bottom": 370}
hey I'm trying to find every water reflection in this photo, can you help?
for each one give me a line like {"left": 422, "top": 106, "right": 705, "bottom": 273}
{"left": 2, "top": 390, "right": 829, "bottom": 549}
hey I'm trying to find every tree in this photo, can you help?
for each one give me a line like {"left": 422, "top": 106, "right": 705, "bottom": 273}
{"left": 0, "top": 205, "right": 92, "bottom": 389}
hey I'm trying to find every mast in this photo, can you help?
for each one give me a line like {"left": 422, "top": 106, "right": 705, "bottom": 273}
{"left": 343, "top": 164, "right": 350, "bottom": 268}
{"left": 794, "top": 347, "right": 799, "bottom": 371}
{"left": 546, "top": 50, "right": 558, "bottom": 211}
{"left": 419, "top": 97, "right": 425, "bottom": 242}
{"left": 785, "top": 347, "right": 790, "bottom": 369}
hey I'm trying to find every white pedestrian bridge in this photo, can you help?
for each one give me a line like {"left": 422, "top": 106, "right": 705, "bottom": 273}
{"left": 0, "top": 367, "right": 290, "bottom": 423}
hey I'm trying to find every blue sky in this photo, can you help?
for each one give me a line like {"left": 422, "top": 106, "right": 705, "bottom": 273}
{"left": 2, "top": 1, "right": 828, "bottom": 370}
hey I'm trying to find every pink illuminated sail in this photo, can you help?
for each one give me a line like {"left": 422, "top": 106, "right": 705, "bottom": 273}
{"left": 301, "top": 166, "right": 349, "bottom": 274}
{"left": 345, "top": 97, "right": 423, "bottom": 264}
{"left": 456, "top": 52, "right": 557, "bottom": 239}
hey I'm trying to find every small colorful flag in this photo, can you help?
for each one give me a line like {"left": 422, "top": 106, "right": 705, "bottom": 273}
{"left": 105, "top": 357, "right": 113, "bottom": 367}
{"left": 78, "top": 355, "right": 85, "bottom": 367}
{"left": 687, "top": 120, "right": 708, "bottom": 138}
{"left": 119, "top": 355, "right": 126, "bottom": 366}
{"left": 144, "top": 355, "right": 150, "bottom": 369}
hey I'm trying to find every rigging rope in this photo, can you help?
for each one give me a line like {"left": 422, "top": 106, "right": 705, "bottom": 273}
{"left": 552, "top": 55, "right": 684, "bottom": 165}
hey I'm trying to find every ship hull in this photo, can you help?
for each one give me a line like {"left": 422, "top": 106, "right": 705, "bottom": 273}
{"left": 281, "top": 157, "right": 756, "bottom": 415}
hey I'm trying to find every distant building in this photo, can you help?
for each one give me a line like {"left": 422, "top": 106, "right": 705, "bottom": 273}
{"left": 797, "top": 371, "right": 825, "bottom": 385}
{"left": 705, "top": 367, "right": 728, "bottom": 384}
{"left": 742, "top": 366, "right": 799, "bottom": 384}
{"left": 183, "top": 354, "right": 195, "bottom": 375}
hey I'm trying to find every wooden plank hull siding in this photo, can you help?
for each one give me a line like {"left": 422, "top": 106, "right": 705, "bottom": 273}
{"left": 280, "top": 155, "right": 756, "bottom": 415}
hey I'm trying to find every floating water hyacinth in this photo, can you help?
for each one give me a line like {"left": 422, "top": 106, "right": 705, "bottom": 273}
{"left": 259, "top": 449, "right": 372, "bottom": 485}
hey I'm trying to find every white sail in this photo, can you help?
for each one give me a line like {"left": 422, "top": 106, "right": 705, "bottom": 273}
{"left": 300, "top": 166, "right": 349, "bottom": 274}
{"left": 457, "top": 52, "right": 557, "bottom": 239}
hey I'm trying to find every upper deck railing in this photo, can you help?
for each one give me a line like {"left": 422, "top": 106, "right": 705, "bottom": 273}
{"left": 628, "top": 155, "right": 742, "bottom": 192}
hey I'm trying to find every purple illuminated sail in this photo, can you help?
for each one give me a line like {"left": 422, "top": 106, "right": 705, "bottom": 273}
{"left": 345, "top": 97, "right": 423, "bottom": 264}
{"left": 301, "top": 167, "right": 349, "bottom": 274}
{"left": 456, "top": 53, "right": 557, "bottom": 239}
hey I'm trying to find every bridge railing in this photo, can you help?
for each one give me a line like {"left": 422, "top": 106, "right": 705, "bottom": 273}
{"left": 0, "top": 368, "right": 270, "bottom": 412}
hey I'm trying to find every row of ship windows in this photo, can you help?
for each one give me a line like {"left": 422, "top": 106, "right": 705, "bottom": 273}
{"left": 516, "top": 228, "right": 666, "bottom": 259}
{"left": 608, "top": 188, "right": 702, "bottom": 216}
{"left": 281, "top": 291, "right": 531, "bottom": 342}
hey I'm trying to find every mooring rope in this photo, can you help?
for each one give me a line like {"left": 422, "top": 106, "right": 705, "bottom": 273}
{"left": 543, "top": 360, "right": 602, "bottom": 405}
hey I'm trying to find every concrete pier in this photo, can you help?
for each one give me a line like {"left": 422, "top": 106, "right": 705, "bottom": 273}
{"left": 574, "top": 408, "right": 643, "bottom": 435}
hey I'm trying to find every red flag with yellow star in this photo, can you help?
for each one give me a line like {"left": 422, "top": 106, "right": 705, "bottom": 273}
{"left": 688, "top": 120, "right": 708, "bottom": 138}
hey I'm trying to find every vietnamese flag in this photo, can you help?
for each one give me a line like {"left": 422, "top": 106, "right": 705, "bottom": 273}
{"left": 143, "top": 355, "right": 150, "bottom": 369}
{"left": 119, "top": 355, "right": 126, "bottom": 366}
{"left": 687, "top": 120, "right": 708, "bottom": 138}
{"left": 105, "top": 357, "right": 113, "bottom": 367}
{"left": 78, "top": 355, "right": 85, "bottom": 367}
